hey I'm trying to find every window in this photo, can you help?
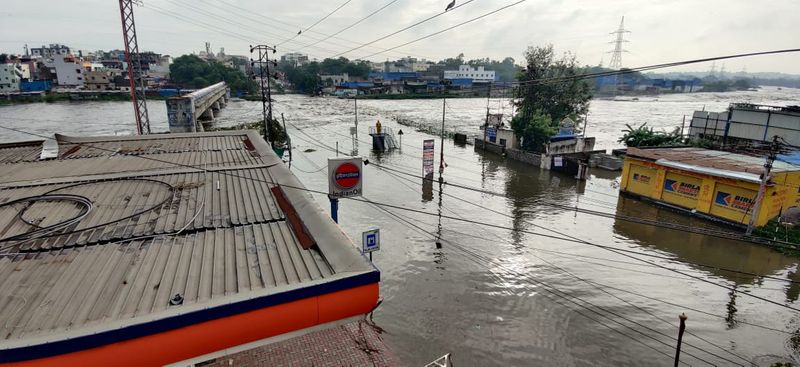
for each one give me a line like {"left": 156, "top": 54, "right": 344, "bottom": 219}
{"left": 499, "top": 138, "right": 507, "bottom": 146}
{"left": 76, "top": 69, "right": 81, "bottom": 73}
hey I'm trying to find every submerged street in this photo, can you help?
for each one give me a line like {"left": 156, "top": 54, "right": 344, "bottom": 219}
{"left": 2, "top": 89, "right": 800, "bottom": 365}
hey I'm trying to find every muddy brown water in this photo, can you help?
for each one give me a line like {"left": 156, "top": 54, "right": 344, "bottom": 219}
{"left": 2, "top": 88, "right": 800, "bottom": 366}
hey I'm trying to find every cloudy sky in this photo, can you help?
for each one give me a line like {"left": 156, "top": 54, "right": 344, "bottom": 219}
{"left": 1, "top": 0, "right": 798, "bottom": 73}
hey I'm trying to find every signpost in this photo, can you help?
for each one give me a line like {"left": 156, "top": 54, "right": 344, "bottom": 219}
{"left": 423, "top": 139, "right": 435, "bottom": 178}
{"left": 328, "top": 157, "right": 363, "bottom": 223}
{"left": 362, "top": 228, "right": 380, "bottom": 261}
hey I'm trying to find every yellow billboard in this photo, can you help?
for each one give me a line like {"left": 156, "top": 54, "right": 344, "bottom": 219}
{"left": 661, "top": 172, "right": 702, "bottom": 209}
{"left": 626, "top": 164, "right": 658, "bottom": 197}
{"left": 708, "top": 183, "right": 756, "bottom": 224}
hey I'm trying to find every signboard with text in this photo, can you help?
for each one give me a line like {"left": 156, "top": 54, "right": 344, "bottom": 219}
{"left": 362, "top": 228, "right": 380, "bottom": 253}
{"left": 328, "top": 157, "right": 363, "bottom": 198}
{"left": 423, "top": 139, "right": 435, "bottom": 178}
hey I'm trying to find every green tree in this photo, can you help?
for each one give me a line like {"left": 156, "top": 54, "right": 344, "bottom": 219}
{"left": 169, "top": 54, "right": 256, "bottom": 94}
{"left": 618, "top": 123, "right": 682, "bottom": 147}
{"left": 510, "top": 110, "right": 556, "bottom": 152}
{"left": 511, "top": 45, "right": 593, "bottom": 151}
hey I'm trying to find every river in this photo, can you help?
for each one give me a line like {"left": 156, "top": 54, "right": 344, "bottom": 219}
{"left": 2, "top": 87, "right": 800, "bottom": 366}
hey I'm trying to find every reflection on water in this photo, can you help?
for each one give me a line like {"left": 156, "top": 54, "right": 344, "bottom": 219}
{"left": 3, "top": 90, "right": 800, "bottom": 365}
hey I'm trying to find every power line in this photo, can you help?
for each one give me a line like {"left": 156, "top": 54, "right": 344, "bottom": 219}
{"left": 357, "top": 0, "right": 527, "bottom": 60}
{"left": 278, "top": 0, "right": 353, "bottom": 47}
{"left": 2, "top": 123, "right": 798, "bottom": 314}
{"left": 330, "top": 0, "right": 479, "bottom": 58}
{"left": 369, "top": 201, "right": 720, "bottom": 366}
{"left": 300, "top": 0, "right": 401, "bottom": 51}
{"left": 291, "top": 138, "right": 794, "bottom": 338}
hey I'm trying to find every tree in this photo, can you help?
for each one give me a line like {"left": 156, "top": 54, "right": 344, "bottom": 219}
{"left": 510, "top": 110, "right": 556, "bottom": 152}
{"left": 169, "top": 54, "right": 256, "bottom": 94}
{"left": 511, "top": 45, "right": 593, "bottom": 152}
{"left": 618, "top": 123, "right": 682, "bottom": 147}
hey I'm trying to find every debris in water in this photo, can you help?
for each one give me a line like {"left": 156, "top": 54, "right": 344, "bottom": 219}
{"left": 304, "top": 148, "right": 316, "bottom": 153}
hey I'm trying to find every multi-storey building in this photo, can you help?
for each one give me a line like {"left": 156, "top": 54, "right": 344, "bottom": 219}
{"left": 444, "top": 65, "right": 496, "bottom": 82}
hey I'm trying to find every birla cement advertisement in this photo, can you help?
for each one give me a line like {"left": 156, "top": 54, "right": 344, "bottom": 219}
{"left": 626, "top": 164, "right": 658, "bottom": 197}
{"left": 709, "top": 183, "right": 757, "bottom": 224}
{"left": 661, "top": 173, "right": 702, "bottom": 209}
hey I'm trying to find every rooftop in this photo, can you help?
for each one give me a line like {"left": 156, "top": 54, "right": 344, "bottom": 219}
{"left": 0, "top": 130, "right": 378, "bottom": 364}
{"left": 626, "top": 147, "right": 800, "bottom": 182}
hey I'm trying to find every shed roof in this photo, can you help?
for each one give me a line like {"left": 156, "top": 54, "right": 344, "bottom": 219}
{"left": 0, "top": 131, "right": 376, "bottom": 358}
{"left": 626, "top": 147, "right": 800, "bottom": 177}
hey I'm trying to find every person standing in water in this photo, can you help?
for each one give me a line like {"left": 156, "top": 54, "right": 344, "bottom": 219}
{"left": 376, "top": 120, "right": 382, "bottom": 134}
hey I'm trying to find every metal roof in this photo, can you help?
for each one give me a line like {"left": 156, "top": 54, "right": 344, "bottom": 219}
{"left": 626, "top": 147, "right": 800, "bottom": 175}
{"left": 0, "top": 130, "right": 375, "bottom": 350}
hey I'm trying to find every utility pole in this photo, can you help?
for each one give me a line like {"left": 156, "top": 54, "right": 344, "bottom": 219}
{"left": 439, "top": 97, "right": 446, "bottom": 182}
{"left": 250, "top": 45, "right": 277, "bottom": 146}
{"left": 747, "top": 135, "right": 780, "bottom": 235}
{"left": 673, "top": 313, "right": 687, "bottom": 367}
{"left": 119, "top": 0, "right": 150, "bottom": 135}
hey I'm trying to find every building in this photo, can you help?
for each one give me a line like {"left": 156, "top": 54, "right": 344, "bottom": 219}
{"left": 281, "top": 52, "right": 309, "bottom": 65}
{"left": 84, "top": 70, "right": 115, "bottom": 90}
{"left": 689, "top": 103, "right": 800, "bottom": 148}
{"left": 0, "top": 130, "right": 380, "bottom": 366}
{"left": 620, "top": 147, "right": 800, "bottom": 227}
{"left": 30, "top": 44, "right": 71, "bottom": 58}
{"left": 44, "top": 55, "right": 85, "bottom": 87}
{"left": 320, "top": 73, "right": 349, "bottom": 86}
{"left": 0, "top": 64, "right": 22, "bottom": 93}
{"left": 444, "top": 65, "right": 496, "bottom": 83}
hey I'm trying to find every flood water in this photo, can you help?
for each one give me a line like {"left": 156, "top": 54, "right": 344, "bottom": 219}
{"left": 2, "top": 87, "right": 800, "bottom": 366}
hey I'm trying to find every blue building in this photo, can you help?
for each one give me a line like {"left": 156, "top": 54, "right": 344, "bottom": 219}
{"left": 20, "top": 80, "right": 52, "bottom": 92}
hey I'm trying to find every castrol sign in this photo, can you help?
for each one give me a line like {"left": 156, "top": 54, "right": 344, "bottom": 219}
{"left": 328, "top": 157, "right": 363, "bottom": 198}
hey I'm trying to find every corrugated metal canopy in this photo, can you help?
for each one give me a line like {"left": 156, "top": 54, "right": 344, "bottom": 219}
{"left": 0, "top": 130, "right": 376, "bottom": 350}
{"left": 627, "top": 147, "right": 800, "bottom": 174}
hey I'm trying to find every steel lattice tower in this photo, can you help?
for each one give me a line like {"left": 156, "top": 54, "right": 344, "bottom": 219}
{"left": 119, "top": 0, "right": 151, "bottom": 135}
{"left": 608, "top": 16, "right": 630, "bottom": 70}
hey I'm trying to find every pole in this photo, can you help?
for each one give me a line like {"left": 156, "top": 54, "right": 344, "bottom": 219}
{"left": 282, "top": 113, "right": 291, "bottom": 166}
{"left": 680, "top": 115, "right": 686, "bottom": 139}
{"left": 439, "top": 97, "right": 446, "bottom": 181}
{"left": 336, "top": 141, "right": 339, "bottom": 157}
{"left": 673, "top": 313, "right": 687, "bottom": 367}
{"left": 329, "top": 196, "right": 339, "bottom": 223}
{"left": 747, "top": 135, "right": 779, "bottom": 235}
{"left": 483, "top": 106, "right": 489, "bottom": 152}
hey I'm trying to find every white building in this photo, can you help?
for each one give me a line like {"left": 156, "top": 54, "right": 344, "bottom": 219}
{"left": 444, "top": 65, "right": 496, "bottom": 82}
{"left": 44, "top": 56, "right": 85, "bottom": 87}
{"left": 281, "top": 52, "right": 309, "bottom": 65}
{"left": 0, "top": 64, "right": 23, "bottom": 93}
{"left": 30, "top": 44, "right": 71, "bottom": 58}
{"left": 320, "top": 73, "right": 349, "bottom": 86}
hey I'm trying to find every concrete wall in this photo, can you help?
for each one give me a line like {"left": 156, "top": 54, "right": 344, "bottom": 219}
{"left": 506, "top": 148, "right": 542, "bottom": 166}
{"left": 689, "top": 106, "right": 800, "bottom": 146}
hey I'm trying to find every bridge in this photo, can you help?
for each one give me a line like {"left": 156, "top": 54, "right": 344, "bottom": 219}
{"left": 166, "top": 82, "right": 230, "bottom": 133}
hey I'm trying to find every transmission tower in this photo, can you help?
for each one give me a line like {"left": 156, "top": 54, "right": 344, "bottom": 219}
{"left": 250, "top": 45, "right": 277, "bottom": 146}
{"left": 608, "top": 16, "right": 630, "bottom": 70}
{"left": 119, "top": 0, "right": 151, "bottom": 135}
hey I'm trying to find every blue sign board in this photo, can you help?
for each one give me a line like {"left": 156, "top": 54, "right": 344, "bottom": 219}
{"left": 362, "top": 229, "right": 380, "bottom": 253}
{"left": 486, "top": 127, "right": 497, "bottom": 143}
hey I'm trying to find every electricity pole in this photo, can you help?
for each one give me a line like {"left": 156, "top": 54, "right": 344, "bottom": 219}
{"left": 439, "top": 98, "right": 446, "bottom": 181}
{"left": 250, "top": 45, "right": 277, "bottom": 146}
{"left": 746, "top": 135, "right": 780, "bottom": 235}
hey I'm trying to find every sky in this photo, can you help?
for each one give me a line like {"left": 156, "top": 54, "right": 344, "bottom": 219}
{"left": 1, "top": 0, "right": 799, "bottom": 74}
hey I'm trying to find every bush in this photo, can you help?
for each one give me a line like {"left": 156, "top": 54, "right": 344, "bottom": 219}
{"left": 618, "top": 123, "right": 682, "bottom": 147}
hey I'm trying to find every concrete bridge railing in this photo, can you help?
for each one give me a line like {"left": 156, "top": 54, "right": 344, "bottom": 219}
{"left": 166, "top": 82, "right": 230, "bottom": 133}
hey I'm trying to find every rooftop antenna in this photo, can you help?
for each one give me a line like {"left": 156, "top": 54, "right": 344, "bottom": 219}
{"left": 118, "top": 0, "right": 151, "bottom": 135}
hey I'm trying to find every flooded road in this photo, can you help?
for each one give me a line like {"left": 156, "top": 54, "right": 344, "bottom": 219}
{"left": 2, "top": 88, "right": 800, "bottom": 366}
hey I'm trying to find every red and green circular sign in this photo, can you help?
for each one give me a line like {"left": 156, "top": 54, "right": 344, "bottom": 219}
{"left": 334, "top": 162, "right": 361, "bottom": 189}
